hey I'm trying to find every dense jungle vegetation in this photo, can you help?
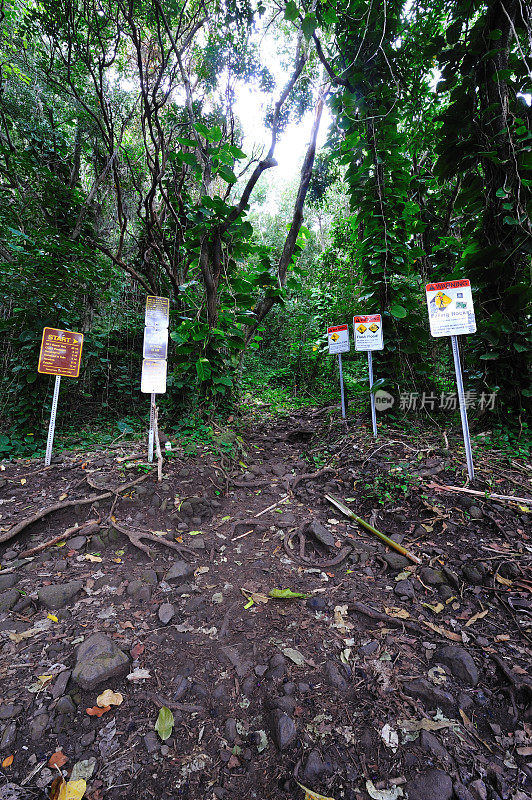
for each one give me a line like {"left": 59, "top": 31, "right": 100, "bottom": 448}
{"left": 0, "top": 0, "right": 530, "bottom": 456}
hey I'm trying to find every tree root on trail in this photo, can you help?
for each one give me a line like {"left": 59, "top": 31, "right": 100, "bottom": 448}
{"left": 110, "top": 520, "right": 195, "bottom": 559}
{"left": 290, "top": 466, "right": 335, "bottom": 492}
{"left": 0, "top": 473, "right": 151, "bottom": 544}
{"left": 283, "top": 528, "right": 351, "bottom": 567}
{"left": 18, "top": 518, "right": 101, "bottom": 559}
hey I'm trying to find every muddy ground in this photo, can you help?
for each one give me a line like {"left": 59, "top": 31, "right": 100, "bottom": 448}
{"left": 0, "top": 407, "right": 531, "bottom": 800}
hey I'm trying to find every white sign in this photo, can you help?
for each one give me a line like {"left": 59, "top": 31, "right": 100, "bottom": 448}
{"left": 327, "top": 324, "right": 350, "bottom": 354}
{"left": 426, "top": 279, "right": 476, "bottom": 337}
{"left": 353, "top": 314, "right": 384, "bottom": 351}
{"left": 141, "top": 359, "right": 167, "bottom": 394}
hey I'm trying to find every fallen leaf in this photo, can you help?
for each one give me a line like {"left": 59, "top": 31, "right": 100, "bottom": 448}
{"left": 422, "top": 602, "right": 445, "bottom": 614}
{"left": 495, "top": 634, "right": 511, "bottom": 642}
{"left": 495, "top": 574, "right": 513, "bottom": 586}
{"left": 130, "top": 643, "right": 144, "bottom": 659}
{"left": 282, "top": 647, "right": 307, "bottom": 666}
{"left": 86, "top": 705, "right": 111, "bottom": 717}
{"left": 421, "top": 620, "right": 462, "bottom": 641}
{"left": 49, "top": 776, "right": 87, "bottom": 800}
{"left": 59, "top": 493, "right": 68, "bottom": 501}
{"left": 48, "top": 750, "right": 68, "bottom": 768}
{"left": 155, "top": 706, "right": 174, "bottom": 740}
{"left": 47, "top": 614, "right": 59, "bottom": 623}
{"left": 10, "top": 628, "right": 38, "bottom": 643}
{"left": 384, "top": 606, "right": 410, "bottom": 620}
{"left": 380, "top": 723, "right": 399, "bottom": 752}
{"left": 366, "top": 780, "right": 404, "bottom": 800}
{"left": 2, "top": 755, "right": 14, "bottom": 767}
{"left": 85, "top": 554, "right": 102, "bottom": 563}
{"left": 96, "top": 690, "right": 123, "bottom": 708}
{"left": 269, "top": 588, "right": 310, "bottom": 599}
{"left": 28, "top": 674, "right": 54, "bottom": 693}
{"left": 188, "top": 530, "right": 203, "bottom": 536}
{"left": 517, "top": 746, "right": 532, "bottom": 756}
{"left": 70, "top": 757, "right": 97, "bottom": 781}
{"left": 465, "top": 608, "right": 489, "bottom": 627}
{"left": 297, "top": 782, "right": 336, "bottom": 800}
{"left": 20, "top": 478, "right": 26, "bottom": 485}
{"left": 126, "top": 668, "right": 151, "bottom": 681}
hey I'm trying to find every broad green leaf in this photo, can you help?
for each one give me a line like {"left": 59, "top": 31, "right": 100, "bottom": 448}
{"left": 389, "top": 304, "right": 407, "bottom": 318}
{"left": 301, "top": 12, "right": 317, "bottom": 38}
{"left": 284, "top": 0, "right": 298, "bottom": 21}
{"left": 155, "top": 706, "right": 174, "bottom": 740}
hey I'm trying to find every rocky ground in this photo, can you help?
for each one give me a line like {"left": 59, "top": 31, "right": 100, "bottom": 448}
{"left": 0, "top": 407, "right": 531, "bottom": 800}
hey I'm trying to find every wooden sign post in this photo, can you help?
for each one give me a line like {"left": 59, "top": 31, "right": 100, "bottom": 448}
{"left": 38, "top": 328, "right": 84, "bottom": 465}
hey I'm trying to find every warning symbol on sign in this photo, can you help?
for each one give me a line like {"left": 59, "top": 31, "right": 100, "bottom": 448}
{"left": 357, "top": 325, "right": 366, "bottom": 334}
{"left": 369, "top": 323, "right": 379, "bottom": 333}
{"left": 433, "top": 292, "right": 452, "bottom": 310}
{"left": 330, "top": 333, "right": 339, "bottom": 342}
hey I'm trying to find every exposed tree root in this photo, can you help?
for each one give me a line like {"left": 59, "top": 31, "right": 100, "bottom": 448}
{"left": 290, "top": 466, "right": 335, "bottom": 492}
{"left": 110, "top": 520, "right": 195, "bottom": 559}
{"left": 283, "top": 528, "right": 351, "bottom": 567}
{"left": 18, "top": 519, "right": 101, "bottom": 559}
{"left": 0, "top": 473, "right": 151, "bottom": 544}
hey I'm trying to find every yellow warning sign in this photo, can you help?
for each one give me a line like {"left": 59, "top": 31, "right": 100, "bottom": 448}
{"left": 369, "top": 323, "right": 379, "bottom": 333}
{"left": 330, "top": 333, "right": 339, "bottom": 342}
{"left": 435, "top": 292, "right": 452, "bottom": 310}
{"left": 357, "top": 325, "right": 366, "bottom": 334}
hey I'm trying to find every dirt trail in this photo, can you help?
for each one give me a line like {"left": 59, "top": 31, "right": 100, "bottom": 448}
{"left": 0, "top": 408, "right": 531, "bottom": 800}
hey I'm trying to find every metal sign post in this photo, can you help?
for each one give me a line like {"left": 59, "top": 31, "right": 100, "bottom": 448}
{"left": 142, "top": 297, "right": 169, "bottom": 463}
{"left": 148, "top": 392, "right": 156, "bottom": 463}
{"left": 368, "top": 351, "right": 377, "bottom": 438}
{"left": 38, "top": 327, "right": 84, "bottom": 466}
{"left": 338, "top": 353, "right": 346, "bottom": 419}
{"left": 327, "top": 324, "right": 350, "bottom": 420}
{"left": 353, "top": 314, "right": 383, "bottom": 439}
{"left": 426, "top": 279, "right": 476, "bottom": 482}
{"left": 451, "top": 335, "right": 474, "bottom": 481}
{"left": 44, "top": 375, "right": 61, "bottom": 466}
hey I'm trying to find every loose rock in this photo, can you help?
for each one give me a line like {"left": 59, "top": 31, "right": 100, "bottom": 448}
{"left": 72, "top": 633, "right": 129, "bottom": 690}
{"left": 37, "top": 580, "right": 83, "bottom": 610}
{"left": 269, "top": 710, "right": 297, "bottom": 751}
{"left": 434, "top": 646, "right": 479, "bottom": 687}
{"left": 407, "top": 768, "right": 453, "bottom": 800}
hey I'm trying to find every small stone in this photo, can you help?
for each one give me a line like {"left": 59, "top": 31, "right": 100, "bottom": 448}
{"left": 301, "top": 749, "right": 328, "bottom": 785}
{"left": 283, "top": 682, "right": 296, "bottom": 695}
{"left": 468, "top": 780, "right": 488, "bottom": 800}
{"left": 68, "top": 536, "right": 87, "bottom": 550}
{"left": 29, "top": 713, "right": 49, "bottom": 741}
{"left": 0, "top": 589, "right": 19, "bottom": 611}
{"left": 80, "top": 731, "right": 96, "bottom": 746}
{"left": 394, "top": 579, "right": 415, "bottom": 599}
{"left": 55, "top": 696, "right": 76, "bottom": 715}
{"left": 407, "top": 769, "right": 453, "bottom": 800}
{"left": 127, "top": 580, "right": 143, "bottom": 596}
{"left": 305, "top": 520, "right": 335, "bottom": 548}
{"left": 164, "top": 560, "right": 195, "bottom": 583}
{"left": 324, "top": 660, "right": 348, "bottom": 690}
{"left": 358, "top": 640, "right": 379, "bottom": 657}
{"left": 403, "top": 679, "right": 455, "bottom": 714}
{"left": 419, "top": 567, "right": 447, "bottom": 586}
{"left": 225, "top": 718, "right": 237, "bottom": 744}
{"left": 469, "top": 506, "right": 483, "bottom": 520}
{"left": 143, "top": 731, "right": 159, "bottom": 754}
{"left": 0, "top": 573, "right": 19, "bottom": 591}
{"left": 89, "top": 535, "right": 105, "bottom": 551}
{"left": 37, "top": 580, "right": 83, "bottom": 610}
{"left": 142, "top": 569, "right": 158, "bottom": 586}
{"left": 136, "top": 585, "right": 151, "bottom": 602}
{"left": 51, "top": 671, "right": 72, "bottom": 700}
{"left": 453, "top": 783, "right": 477, "bottom": 800}
{"left": 0, "top": 721, "right": 16, "bottom": 749}
{"left": 158, "top": 603, "right": 175, "bottom": 625}
{"left": 72, "top": 633, "right": 129, "bottom": 690}
{"left": 461, "top": 565, "right": 484, "bottom": 585}
{"left": 269, "top": 710, "right": 297, "bottom": 751}
{"left": 0, "top": 704, "right": 22, "bottom": 720}
{"left": 434, "top": 646, "right": 479, "bottom": 687}
{"left": 419, "top": 730, "right": 453, "bottom": 765}
{"left": 383, "top": 553, "right": 410, "bottom": 571}
{"left": 307, "top": 596, "right": 326, "bottom": 611}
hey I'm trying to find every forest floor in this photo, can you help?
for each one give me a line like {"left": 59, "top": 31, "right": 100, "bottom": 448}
{"left": 0, "top": 406, "right": 531, "bottom": 800}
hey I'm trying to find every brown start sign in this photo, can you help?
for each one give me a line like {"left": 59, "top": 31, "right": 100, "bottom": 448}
{"left": 38, "top": 328, "right": 84, "bottom": 378}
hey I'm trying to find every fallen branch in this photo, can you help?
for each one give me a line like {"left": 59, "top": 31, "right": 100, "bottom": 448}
{"left": 110, "top": 520, "right": 195, "bottom": 559}
{"left": 283, "top": 528, "right": 352, "bottom": 568}
{"left": 291, "top": 466, "right": 335, "bottom": 492}
{"left": 18, "top": 519, "right": 101, "bottom": 559}
{"left": 326, "top": 494, "right": 421, "bottom": 565}
{"left": 255, "top": 494, "right": 289, "bottom": 517}
{"left": 0, "top": 473, "right": 151, "bottom": 544}
{"left": 428, "top": 482, "right": 531, "bottom": 506}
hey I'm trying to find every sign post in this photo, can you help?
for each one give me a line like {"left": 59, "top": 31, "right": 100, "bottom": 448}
{"left": 38, "top": 327, "right": 84, "bottom": 466}
{"left": 353, "top": 314, "right": 383, "bottom": 439}
{"left": 327, "top": 324, "right": 350, "bottom": 419}
{"left": 142, "top": 297, "right": 169, "bottom": 462}
{"left": 426, "top": 279, "right": 476, "bottom": 481}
